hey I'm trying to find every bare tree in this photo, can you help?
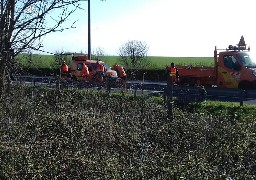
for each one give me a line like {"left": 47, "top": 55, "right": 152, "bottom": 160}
{"left": 0, "top": 0, "right": 87, "bottom": 95}
{"left": 92, "top": 47, "right": 105, "bottom": 60}
{"left": 118, "top": 40, "right": 149, "bottom": 69}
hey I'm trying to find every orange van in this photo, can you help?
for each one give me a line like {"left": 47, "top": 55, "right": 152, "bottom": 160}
{"left": 70, "top": 55, "right": 118, "bottom": 82}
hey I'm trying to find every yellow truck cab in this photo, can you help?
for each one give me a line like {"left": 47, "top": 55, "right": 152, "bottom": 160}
{"left": 177, "top": 36, "right": 256, "bottom": 89}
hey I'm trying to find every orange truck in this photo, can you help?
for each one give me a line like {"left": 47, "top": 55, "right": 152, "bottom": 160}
{"left": 70, "top": 54, "right": 118, "bottom": 82}
{"left": 176, "top": 36, "right": 256, "bottom": 89}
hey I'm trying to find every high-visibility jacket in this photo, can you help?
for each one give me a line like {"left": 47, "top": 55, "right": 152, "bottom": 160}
{"left": 113, "top": 65, "right": 126, "bottom": 78}
{"left": 81, "top": 64, "right": 89, "bottom": 76}
{"left": 168, "top": 67, "right": 177, "bottom": 77}
{"left": 95, "top": 63, "right": 104, "bottom": 82}
{"left": 61, "top": 64, "right": 69, "bottom": 73}
{"left": 96, "top": 63, "right": 104, "bottom": 72}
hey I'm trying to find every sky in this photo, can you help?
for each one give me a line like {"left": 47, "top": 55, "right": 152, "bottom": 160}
{"left": 42, "top": 0, "right": 256, "bottom": 58}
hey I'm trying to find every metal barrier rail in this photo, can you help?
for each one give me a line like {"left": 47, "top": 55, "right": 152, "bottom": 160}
{"left": 14, "top": 76, "right": 256, "bottom": 104}
{"left": 17, "top": 76, "right": 56, "bottom": 83}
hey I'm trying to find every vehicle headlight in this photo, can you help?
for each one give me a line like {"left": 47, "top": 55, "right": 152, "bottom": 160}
{"left": 112, "top": 71, "right": 118, "bottom": 77}
{"left": 253, "top": 71, "right": 256, "bottom": 77}
{"left": 108, "top": 71, "right": 117, "bottom": 78}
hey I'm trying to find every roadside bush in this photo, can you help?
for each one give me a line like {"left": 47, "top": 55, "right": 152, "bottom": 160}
{"left": 0, "top": 85, "right": 255, "bottom": 179}
{"left": 191, "top": 101, "right": 256, "bottom": 120}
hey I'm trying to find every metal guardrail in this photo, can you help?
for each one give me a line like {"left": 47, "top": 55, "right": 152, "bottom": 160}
{"left": 130, "top": 81, "right": 256, "bottom": 105}
{"left": 131, "top": 81, "right": 256, "bottom": 98}
{"left": 174, "top": 86, "right": 256, "bottom": 100}
{"left": 14, "top": 76, "right": 256, "bottom": 105}
{"left": 16, "top": 76, "right": 56, "bottom": 83}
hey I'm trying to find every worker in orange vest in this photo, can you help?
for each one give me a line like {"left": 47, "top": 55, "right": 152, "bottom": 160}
{"left": 166, "top": 62, "right": 179, "bottom": 83}
{"left": 96, "top": 61, "right": 105, "bottom": 83}
{"left": 81, "top": 63, "right": 90, "bottom": 81}
{"left": 60, "top": 61, "right": 69, "bottom": 80}
{"left": 112, "top": 64, "right": 127, "bottom": 92}
{"left": 112, "top": 64, "right": 127, "bottom": 82}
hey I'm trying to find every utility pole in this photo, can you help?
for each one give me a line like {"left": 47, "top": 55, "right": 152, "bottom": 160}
{"left": 88, "top": 0, "right": 91, "bottom": 59}
{"left": 84, "top": 0, "right": 105, "bottom": 59}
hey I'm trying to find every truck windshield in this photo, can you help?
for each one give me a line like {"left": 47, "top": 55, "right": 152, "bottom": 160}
{"left": 236, "top": 53, "right": 256, "bottom": 67}
{"left": 103, "top": 63, "right": 110, "bottom": 70}
{"left": 91, "top": 62, "right": 110, "bottom": 70}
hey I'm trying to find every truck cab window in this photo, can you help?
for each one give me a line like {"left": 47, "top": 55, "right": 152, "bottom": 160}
{"left": 223, "top": 55, "right": 241, "bottom": 71}
{"left": 223, "top": 56, "right": 233, "bottom": 69}
{"left": 237, "top": 53, "right": 256, "bottom": 67}
{"left": 103, "top": 63, "right": 110, "bottom": 70}
{"left": 91, "top": 63, "right": 98, "bottom": 70}
{"left": 88, "top": 65, "right": 93, "bottom": 72}
{"left": 77, "top": 63, "right": 83, "bottom": 71}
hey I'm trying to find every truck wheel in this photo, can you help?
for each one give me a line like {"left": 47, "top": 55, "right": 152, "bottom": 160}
{"left": 189, "top": 78, "right": 196, "bottom": 86}
{"left": 71, "top": 76, "right": 77, "bottom": 81}
{"left": 252, "top": 81, "right": 256, "bottom": 89}
{"left": 238, "top": 81, "right": 251, "bottom": 90}
{"left": 178, "top": 78, "right": 185, "bottom": 86}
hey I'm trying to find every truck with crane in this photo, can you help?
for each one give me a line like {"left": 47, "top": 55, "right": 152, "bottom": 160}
{"left": 174, "top": 36, "right": 256, "bottom": 89}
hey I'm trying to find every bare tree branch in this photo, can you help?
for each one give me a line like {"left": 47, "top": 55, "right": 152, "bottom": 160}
{"left": 119, "top": 40, "right": 149, "bottom": 69}
{"left": 0, "top": 0, "right": 87, "bottom": 95}
{"left": 10, "top": 0, "right": 82, "bottom": 55}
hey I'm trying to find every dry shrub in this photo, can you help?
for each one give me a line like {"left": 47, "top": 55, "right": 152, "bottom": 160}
{"left": 0, "top": 85, "right": 255, "bottom": 179}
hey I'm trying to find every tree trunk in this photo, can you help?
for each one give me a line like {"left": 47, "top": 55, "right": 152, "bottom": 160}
{"left": 0, "top": 60, "right": 6, "bottom": 97}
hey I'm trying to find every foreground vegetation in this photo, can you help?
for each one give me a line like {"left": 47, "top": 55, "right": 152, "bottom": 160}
{"left": 16, "top": 54, "right": 214, "bottom": 70}
{"left": 0, "top": 86, "right": 256, "bottom": 179}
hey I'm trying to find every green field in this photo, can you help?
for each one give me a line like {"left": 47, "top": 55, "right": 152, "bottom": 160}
{"left": 16, "top": 54, "right": 214, "bottom": 69}
{"left": 17, "top": 54, "right": 58, "bottom": 69}
{"left": 147, "top": 56, "right": 214, "bottom": 69}
{"left": 103, "top": 56, "right": 214, "bottom": 69}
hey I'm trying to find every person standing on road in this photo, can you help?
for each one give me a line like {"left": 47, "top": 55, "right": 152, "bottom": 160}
{"left": 60, "top": 61, "right": 69, "bottom": 80}
{"left": 81, "top": 63, "right": 90, "bottom": 81}
{"left": 112, "top": 64, "right": 127, "bottom": 92}
{"left": 96, "top": 60, "right": 105, "bottom": 83}
{"left": 166, "top": 62, "right": 179, "bottom": 83}
{"left": 112, "top": 64, "right": 127, "bottom": 82}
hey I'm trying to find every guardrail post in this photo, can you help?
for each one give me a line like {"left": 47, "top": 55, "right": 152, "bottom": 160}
{"left": 163, "top": 90, "right": 167, "bottom": 104}
{"left": 240, "top": 90, "right": 245, "bottom": 106}
{"left": 200, "top": 86, "right": 207, "bottom": 102}
{"left": 134, "top": 84, "right": 137, "bottom": 97}
{"left": 66, "top": 80, "right": 69, "bottom": 89}
{"left": 48, "top": 77, "right": 52, "bottom": 87}
{"left": 106, "top": 76, "right": 111, "bottom": 94}
{"left": 142, "top": 73, "right": 145, "bottom": 94}
{"left": 56, "top": 75, "right": 60, "bottom": 96}
{"left": 166, "top": 75, "right": 173, "bottom": 120}
{"left": 141, "top": 83, "right": 144, "bottom": 95}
